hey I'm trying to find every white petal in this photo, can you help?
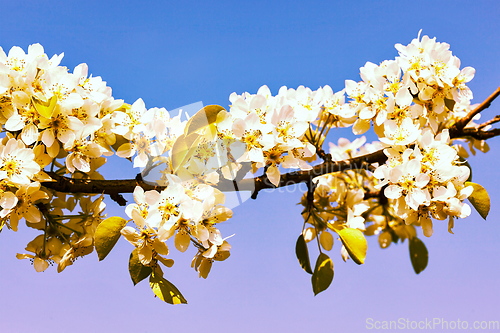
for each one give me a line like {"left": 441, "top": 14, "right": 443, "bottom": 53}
{"left": 384, "top": 185, "right": 402, "bottom": 199}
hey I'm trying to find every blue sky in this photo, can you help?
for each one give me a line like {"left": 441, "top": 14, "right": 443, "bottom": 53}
{"left": 1, "top": 1, "right": 499, "bottom": 332}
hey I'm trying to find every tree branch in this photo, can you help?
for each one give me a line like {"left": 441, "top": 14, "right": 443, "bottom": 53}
{"left": 478, "top": 115, "right": 500, "bottom": 130}
{"left": 449, "top": 85, "right": 500, "bottom": 137}
{"left": 42, "top": 173, "right": 164, "bottom": 206}
{"left": 41, "top": 86, "right": 500, "bottom": 203}
{"left": 40, "top": 123, "right": 498, "bottom": 202}
{"left": 42, "top": 150, "right": 387, "bottom": 202}
{"left": 457, "top": 127, "right": 500, "bottom": 141}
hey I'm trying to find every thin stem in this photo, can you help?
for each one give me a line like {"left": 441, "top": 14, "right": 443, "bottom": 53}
{"left": 314, "top": 215, "right": 323, "bottom": 254}
{"left": 53, "top": 221, "right": 82, "bottom": 236}
{"left": 36, "top": 203, "right": 82, "bottom": 237}
{"left": 52, "top": 214, "right": 89, "bottom": 220}
{"left": 41, "top": 216, "right": 48, "bottom": 258}
{"left": 316, "top": 113, "right": 332, "bottom": 146}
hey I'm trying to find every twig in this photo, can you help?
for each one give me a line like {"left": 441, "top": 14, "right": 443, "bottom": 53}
{"left": 449, "top": 85, "right": 500, "bottom": 137}
{"left": 478, "top": 115, "right": 500, "bottom": 130}
{"left": 458, "top": 127, "right": 500, "bottom": 141}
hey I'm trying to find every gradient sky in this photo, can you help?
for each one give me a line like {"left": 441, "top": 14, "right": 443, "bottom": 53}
{"left": 1, "top": 1, "right": 500, "bottom": 332}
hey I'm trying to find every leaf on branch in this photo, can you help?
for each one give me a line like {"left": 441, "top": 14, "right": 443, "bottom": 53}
{"left": 337, "top": 228, "right": 367, "bottom": 265}
{"left": 110, "top": 134, "right": 129, "bottom": 153}
{"left": 409, "top": 237, "right": 428, "bottom": 274}
{"left": 129, "top": 248, "right": 153, "bottom": 285}
{"left": 295, "top": 234, "right": 313, "bottom": 274}
{"left": 311, "top": 253, "right": 334, "bottom": 296}
{"left": 184, "top": 105, "right": 225, "bottom": 137}
{"left": 149, "top": 273, "right": 188, "bottom": 305}
{"left": 465, "top": 182, "right": 490, "bottom": 220}
{"left": 171, "top": 133, "right": 202, "bottom": 173}
{"left": 171, "top": 134, "right": 189, "bottom": 173}
{"left": 32, "top": 95, "right": 57, "bottom": 119}
{"left": 94, "top": 216, "right": 128, "bottom": 261}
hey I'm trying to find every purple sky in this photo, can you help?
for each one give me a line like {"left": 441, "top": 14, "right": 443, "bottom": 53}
{"left": 1, "top": 1, "right": 499, "bottom": 332}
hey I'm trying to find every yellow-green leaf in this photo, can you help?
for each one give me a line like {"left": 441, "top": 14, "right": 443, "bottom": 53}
{"left": 129, "top": 248, "right": 153, "bottom": 285}
{"left": 311, "top": 253, "right": 334, "bottom": 295}
{"left": 33, "top": 96, "right": 57, "bottom": 119}
{"left": 149, "top": 273, "right": 187, "bottom": 305}
{"left": 184, "top": 105, "right": 225, "bottom": 137}
{"left": 337, "top": 228, "right": 367, "bottom": 265}
{"left": 110, "top": 134, "right": 130, "bottom": 153}
{"left": 171, "top": 132, "right": 203, "bottom": 173}
{"left": 295, "top": 234, "right": 313, "bottom": 274}
{"left": 409, "top": 237, "right": 428, "bottom": 274}
{"left": 465, "top": 182, "right": 490, "bottom": 220}
{"left": 94, "top": 216, "right": 128, "bottom": 261}
{"left": 171, "top": 134, "right": 189, "bottom": 173}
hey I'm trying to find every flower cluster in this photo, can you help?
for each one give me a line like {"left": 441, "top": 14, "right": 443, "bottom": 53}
{"left": 339, "top": 32, "right": 479, "bottom": 227}
{"left": 216, "top": 85, "right": 356, "bottom": 186}
{"left": 374, "top": 129, "right": 472, "bottom": 236}
{"left": 344, "top": 31, "right": 476, "bottom": 138}
{"left": 298, "top": 32, "right": 484, "bottom": 264}
{"left": 0, "top": 44, "right": 127, "bottom": 271}
{"left": 0, "top": 45, "right": 236, "bottom": 292}
{"left": 121, "top": 176, "right": 233, "bottom": 278}
{"left": 16, "top": 194, "right": 106, "bottom": 272}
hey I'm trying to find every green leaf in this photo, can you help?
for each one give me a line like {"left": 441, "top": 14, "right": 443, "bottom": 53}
{"left": 94, "top": 216, "right": 128, "bottom": 261}
{"left": 409, "top": 237, "right": 428, "bottom": 274}
{"left": 465, "top": 182, "right": 490, "bottom": 220}
{"left": 184, "top": 105, "right": 225, "bottom": 137}
{"left": 149, "top": 273, "right": 188, "bottom": 305}
{"left": 311, "top": 253, "right": 334, "bottom": 296}
{"left": 337, "top": 228, "right": 367, "bottom": 265}
{"left": 33, "top": 96, "right": 57, "bottom": 119}
{"left": 129, "top": 248, "right": 153, "bottom": 285}
{"left": 295, "top": 234, "right": 313, "bottom": 274}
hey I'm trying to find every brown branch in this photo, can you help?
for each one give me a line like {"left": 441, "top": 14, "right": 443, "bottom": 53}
{"left": 41, "top": 149, "right": 388, "bottom": 201}
{"left": 40, "top": 119, "right": 499, "bottom": 202}
{"left": 40, "top": 86, "right": 500, "bottom": 202}
{"left": 40, "top": 123, "right": 498, "bottom": 202}
{"left": 457, "top": 127, "right": 500, "bottom": 141}
{"left": 41, "top": 173, "right": 165, "bottom": 206}
{"left": 478, "top": 115, "right": 500, "bottom": 130}
{"left": 240, "top": 149, "right": 387, "bottom": 198}
{"left": 449, "top": 85, "right": 500, "bottom": 137}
